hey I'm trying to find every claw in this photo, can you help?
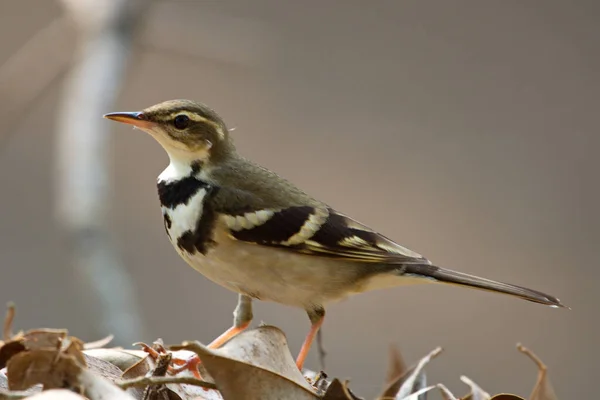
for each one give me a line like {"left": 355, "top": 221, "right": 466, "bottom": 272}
{"left": 170, "top": 355, "right": 203, "bottom": 379}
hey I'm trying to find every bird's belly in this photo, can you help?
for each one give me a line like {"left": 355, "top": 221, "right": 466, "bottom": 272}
{"left": 171, "top": 226, "right": 364, "bottom": 308}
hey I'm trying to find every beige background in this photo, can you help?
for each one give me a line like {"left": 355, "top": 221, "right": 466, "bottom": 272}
{"left": 0, "top": 1, "right": 597, "bottom": 398}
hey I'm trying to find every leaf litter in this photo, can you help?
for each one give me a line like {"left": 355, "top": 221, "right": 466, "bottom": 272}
{"left": 0, "top": 303, "right": 561, "bottom": 400}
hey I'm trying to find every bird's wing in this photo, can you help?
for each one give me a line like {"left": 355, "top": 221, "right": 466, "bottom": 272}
{"left": 220, "top": 205, "right": 429, "bottom": 264}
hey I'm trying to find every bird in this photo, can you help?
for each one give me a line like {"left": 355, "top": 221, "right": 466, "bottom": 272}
{"left": 104, "top": 99, "right": 566, "bottom": 376}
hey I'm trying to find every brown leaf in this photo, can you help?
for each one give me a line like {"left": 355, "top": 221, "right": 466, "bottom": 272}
{"left": 379, "top": 345, "right": 408, "bottom": 398}
{"left": 322, "top": 379, "right": 363, "bottom": 400}
{"left": 62, "top": 337, "right": 86, "bottom": 367}
{"left": 173, "top": 326, "right": 320, "bottom": 400}
{"left": 21, "top": 330, "right": 67, "bottom": 352}
{"left": 517, "top": 344, "right": 558, "bottom": 400}
{"left": 2, "top": 304, "right": 16, "bottom": 342}
{"left": 0, "top": 370, "right": 41, "bottom": 397}
{"left": 0, "top": 329, "right": 79, "bottom": 370}
{"left": 460, "top": 376, "right": 490, "bottom": 400}
{"left": 6, "top": 349, "right": 82, "bottom": 391}
{"left": 0, "top": 342, "right": 25, "bottom": 369}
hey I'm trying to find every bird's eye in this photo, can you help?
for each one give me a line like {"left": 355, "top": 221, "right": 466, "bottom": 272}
{"left": 173, "top": 114, "right": 190, "bottom": 130}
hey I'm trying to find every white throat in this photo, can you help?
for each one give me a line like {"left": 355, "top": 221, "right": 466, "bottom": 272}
{"left": 158, "top": 158, "right": 195, "bottom": 183}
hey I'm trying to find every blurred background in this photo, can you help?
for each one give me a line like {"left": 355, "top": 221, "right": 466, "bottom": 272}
{"left": 0, "top": 0, "right": 597, "bottom": 398}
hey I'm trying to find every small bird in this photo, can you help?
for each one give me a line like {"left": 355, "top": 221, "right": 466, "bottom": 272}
{"left": 104, "top": 99, "right": 565, "bottom": 374}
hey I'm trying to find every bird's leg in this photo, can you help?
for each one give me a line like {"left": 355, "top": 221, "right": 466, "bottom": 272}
{"left": 296, "top": 307, "right": 325, "bottom": 371}
{"left": 316, "top": 327, "right": 327, "bottom": 370}
{"left": 170, "top": 294, "right": 253, "bottom": 378}
{"left": 207, "top": 294, "right": 253, "bottom": 348}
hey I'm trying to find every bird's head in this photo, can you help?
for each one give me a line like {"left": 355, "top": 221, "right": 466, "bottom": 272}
{"left": 104, "top": 99, "right": 234, "bottom": 166}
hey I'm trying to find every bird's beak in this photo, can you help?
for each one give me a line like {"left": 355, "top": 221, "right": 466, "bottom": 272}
{"left": 103, "top": 111, "right": 156, "bottom": 129}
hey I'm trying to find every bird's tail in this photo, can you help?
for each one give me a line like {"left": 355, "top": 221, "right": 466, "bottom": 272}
{"left": 401, "top": 263, "right": 567, "bottom": 308}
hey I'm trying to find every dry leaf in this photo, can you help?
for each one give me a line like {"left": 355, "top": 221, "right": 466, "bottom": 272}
{"left": 438, "top": 384, "right": 459, "bottom": 400}
{"left": 83, "top": 348, "right": 145, "bottom": 371}
{"left": 77, "top": 367, "right": 136, "bottom": 400}
{"left": 6, "top": 350, "right": 82, "bottom": 391}
{"left": 20, "top": 389, "right": 87, "bottom": 400}
{"left": 0, "top": 369, "right": 41, "bottom": 397}
{"left": 0, "top": 329, "right": 84, "bottom": 370}
{"left": 399, "top": 385, "right": 436, "bottom": 400}
{"left": 322, "top": 379, "right": 363, "bottom": 400}
{"left": 383, "top": 347, "right": 442, "bottom": 400}
{"left": 2, "top": 304, "right": 16, "bottom": 343}
{"left": 211, "top": 326, "right": 314, "bottom": 391}
{"left": 20, "top": 330, "right": 67, "bottom": 352}
{"left": 378, "top": 345, "right": 408, "bottom": 398}
{"left": 83, "top": 354, "right": 125, "bottom": 382}
{"left": 83, "top": 334, "right": 114, "bottom": 350}
{"left": 173, "top": 326, "right": 320, "bottom": 400}
{"left": 0, "top": 342, "right": 25, "bottom": 370}
{"left": 7, "top": 348, "right": 135, "bottom": 400}
{"left": 460, "top": 376, "right": 491, "bottom": 400}
{"left": 517, "top": 344, "right": 558, "bottom": 400}
{"left": 123, "top": 342, "right": 221, "bottom": 400}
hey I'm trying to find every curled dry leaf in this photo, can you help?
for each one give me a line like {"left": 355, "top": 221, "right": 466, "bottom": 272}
{"left": 3, "top": 326, "right": 135, "bottom": 400}
{"left": 7, "top": 349, "right": 135, "bottom": 400}
{"left": 0, "top": 370, "right": 41, "bottom": 397}
{"left": 215, "top": 326, "right": 313, "bottom": 391}
{"left": 322, "top": 379, "right": 363, "bottom": 400}
{"left": 377, "top": 346, "right": 442, "bottom": 400}
{"left": 172, "top": 326, "right": 314, "bottom": 390}
{"left": 438, "top": 383, "right": 459, "bottom": 400}
{"left": 20, "top": 330, "right": 67, "bottom": 351}
{"left": 379, "top": 345, "right": 407, "bottom": 398}
{"left": 173, "top": 326, "right": 320, "bottom": 400}
{"left": 83, "top": 334, "right": 114, "bottom": 350}
{"left": 77, "top": 367, "right": 136, "bottom": 400}
{"left": 17, "top": 389, "right": 86, "bottom": 400}
{"left": 401, "top": 384, "right": 459, "bottom": 400}
{"left": 460, "top": 375, "right": 491, "bottom": 400}
{"left": 517, "top": 344, "right": 558, "bottom": 400}
{"left": 83, "top": 354, "right": 125, "bottom": 382}
{"left": 2, "top": 304, "right": 16, "bottom": 343}
{"left": 0, "top": 342, "right": 25, "bottom": 370}
{"left": 398, "top": 385, "right": 436, "bottom": 400}
{"left": 0, "top": 329, "right": 85, "bottom": 370}
{"left": 83, "top": 348, "right": 146, "bottom": 371}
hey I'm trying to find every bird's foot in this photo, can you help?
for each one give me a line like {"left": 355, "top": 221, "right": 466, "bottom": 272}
{"left": 136, "top": 341, "right": 205, "bottom": 379}
{"left": 170, "top": 355, "right": 203, "bottom": 379}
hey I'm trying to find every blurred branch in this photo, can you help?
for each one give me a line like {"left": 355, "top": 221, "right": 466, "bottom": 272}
{"left": 0, "top": 16, "right": 73, "bottom": 148}
{"left": 116, "top": 376, "right": 217, "bottom": 391}
{"left": 54, "top": 0, "right": 150, "bottom": 345}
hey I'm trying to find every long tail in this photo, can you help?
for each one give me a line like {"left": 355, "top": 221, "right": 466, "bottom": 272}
{"left": 402, "top": 263, "right": 567, "bottom": 308}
